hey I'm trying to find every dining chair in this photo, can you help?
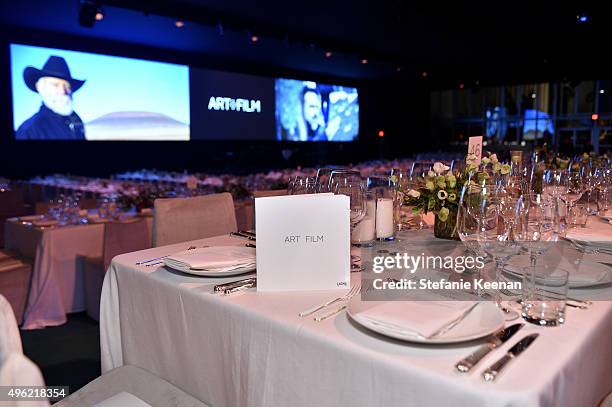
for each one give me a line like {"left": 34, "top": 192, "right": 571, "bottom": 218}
{"left": 0, "top": 294, "right": 22, "bottom": 362}
{"left": 83, "top": 219, "right": 150, "bottom": 321}
{"left": 0, "top": 252, "right": 33, "bottom": 326}
{"left": 153, "top": 192, "right": 237, "bottom": 247}
{"left": 0, "top": 296, "right": 208, "bottom": 407}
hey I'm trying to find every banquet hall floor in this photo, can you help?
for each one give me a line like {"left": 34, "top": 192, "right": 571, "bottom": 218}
{"left": 20, "top": 312, "right": 100, "bottom": 394}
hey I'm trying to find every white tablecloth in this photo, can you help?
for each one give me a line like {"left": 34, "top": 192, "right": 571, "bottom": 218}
{"left": 100, "top": 232, "right": 612, "bottom": 407}
{"left": 4, "top": 217, "right": 153, "bottom": 329}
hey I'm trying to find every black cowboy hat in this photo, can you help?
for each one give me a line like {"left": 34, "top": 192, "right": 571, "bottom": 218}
{"left": 23, "top": 55, "right": 85, "bottom": 93}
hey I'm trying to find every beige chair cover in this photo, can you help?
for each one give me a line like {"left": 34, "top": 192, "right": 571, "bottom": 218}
{"left": 0, "top": 353, "right": 48, "bottom": 406}
{"left": 56, "top": 365, "right": 208, "bottom": 407}
{"left": 0, "top": 294, "right": 23, "bottom": 364}
{"left": 84, "top": 219, "right": 150, "bottom": 321}
{"left": 0, "top": 257, "right": 32, "bottom": 326}
{"left": 153, "top": 193, "right": 237, "bottom": 247}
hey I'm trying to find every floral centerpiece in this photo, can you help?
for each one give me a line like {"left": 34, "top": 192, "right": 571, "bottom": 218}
{"left": 402, "top": 154, "right": 509, "bottom": 239}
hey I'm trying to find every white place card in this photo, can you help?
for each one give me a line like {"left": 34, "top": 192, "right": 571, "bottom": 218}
{"left": 468, "top": 136, "right": 483, "bottom": 165}
{"left": 255, "top": 194, "right": 350, "bottom": 291}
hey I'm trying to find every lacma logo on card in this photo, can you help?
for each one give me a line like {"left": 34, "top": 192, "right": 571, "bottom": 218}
{"left": 207, "top": 96, "right": 262, "bottom": 113}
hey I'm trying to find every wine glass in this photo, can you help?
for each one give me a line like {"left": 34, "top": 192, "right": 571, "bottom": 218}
{"left": 289, "top": 177, "right": 316, "bottom": 195}
{"left": 559, "top": 170, "right": 585, "bottom": 228}
{"left": 457, "top": 183, "right": 489, "bottom": 296}
{"left": 475, "top": 189, "right": 522, "bottom": 319}
{"left": 332, "top": 175, "right": 366, "bottom": 272}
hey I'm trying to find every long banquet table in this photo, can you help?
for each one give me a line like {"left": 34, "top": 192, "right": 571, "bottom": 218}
{"left": 100, "top": 231, "right": 612, "bottom": 407}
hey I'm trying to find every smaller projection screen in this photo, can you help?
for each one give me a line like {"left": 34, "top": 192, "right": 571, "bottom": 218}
{"left": 275, "top": 79, "right": 359, "bottom": 142}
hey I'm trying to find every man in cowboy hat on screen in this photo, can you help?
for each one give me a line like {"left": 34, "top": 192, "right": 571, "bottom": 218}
{"left": 16, "top": 55, "right": 86, "bottom": 140}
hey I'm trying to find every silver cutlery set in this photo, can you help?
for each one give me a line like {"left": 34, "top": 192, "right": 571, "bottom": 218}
{"left": 454, "top": 323, "right": 540, "bottom": 382}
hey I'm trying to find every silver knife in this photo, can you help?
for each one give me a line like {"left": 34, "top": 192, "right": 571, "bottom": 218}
{"left": 455, "top": 323, "right": 524, "bottom": 373}
{"left": 482, "top": 333, "right": 539, "bottom": 382}
{"left": 213, "top": 277, "right": 256, "bottom": 294}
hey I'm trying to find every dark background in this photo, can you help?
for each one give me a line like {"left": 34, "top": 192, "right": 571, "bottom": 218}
{"left": 190, "top": 68, "right": 276, "bottom": 140}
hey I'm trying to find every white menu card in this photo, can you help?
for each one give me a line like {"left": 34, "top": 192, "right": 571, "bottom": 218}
{"left": 255, "top": 194, "right": 350, "bottom": 291}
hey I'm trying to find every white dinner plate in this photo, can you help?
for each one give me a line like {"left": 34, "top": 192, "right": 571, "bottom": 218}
{"left": 347, "top": 300, "right": 504, "bottom": 345}
{"left": 166, "top": 263, "right": 256, "bottom": 277}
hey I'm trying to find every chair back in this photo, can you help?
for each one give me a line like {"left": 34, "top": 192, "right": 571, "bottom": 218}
{"left": 0, "top": 295, "right": 22, "bottom": 364}
{"left": 0, "top": 353, "right": 48, "bottom": 406}
{"left": 153, "top": 193, "right": 237, "bottom": 247}
{"left": 102, "top": 219, "right": 150, "bottom": 270}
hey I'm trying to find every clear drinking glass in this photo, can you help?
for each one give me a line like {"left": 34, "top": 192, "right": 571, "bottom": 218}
{"left": 521, "top": 268, "right": 569, "bottom": 327}
{"left": 351, "top": 191, "right": 376, "bottom": 247}
{"left": 568, "top": 203, "right": 588, "bottom": 227}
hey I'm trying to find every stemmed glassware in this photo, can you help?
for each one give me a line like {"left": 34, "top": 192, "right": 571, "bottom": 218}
{"left": 474, "top": 186, "right": 522, "bottom": 319}
{"left": 289, "top": 176, "right": 317, "bottom": 195}
{"left": 559, "top": 170, "right": 586, "bottom": 227}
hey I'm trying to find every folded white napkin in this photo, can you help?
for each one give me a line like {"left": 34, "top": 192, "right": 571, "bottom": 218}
{"left": 93, "top": 392, "right": 151, "bottom": 407}
{"left": 164, "top": 246, "right": 256, "bottom": 271}
{"left": 566, "top": 221, "right": 612, "bottom": 248}
{"left": 355, "top": 301, "right": 476, "bottom": 338}
{"left": 505, "top": 255, "right": 610, "bottom": 286}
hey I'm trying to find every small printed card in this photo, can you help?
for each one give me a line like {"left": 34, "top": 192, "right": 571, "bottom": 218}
{"left": 468, "top": 136, "right": 483, "bottom": 165}
{"left": 255, "top": 194, "right": 350, "bottom": 291}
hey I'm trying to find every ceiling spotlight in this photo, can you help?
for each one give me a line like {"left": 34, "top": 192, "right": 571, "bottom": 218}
{"left": 395, "top": 66, "right": 402, "bottom": 72}
{"left": 592, "top": 113, "right": 599, "bottom": 121}
{"left": 324, "top": 51, "right": 333, "bottom": 58}
{"left": 95, "top": 9, "right": 104, "bottom": 21}
{"left": 600, "top": 89, "right": 605, "bottom": 94}
{"left": 459, "top": 83, "right": 465, "bottom": 89}
{"left": 175, "top": 20, "right": 185, "bottom": 28}
{"left": 78, "top": 0, "right": 101, "bottom": 28}
{"left": 421, "top": 71, "right": 428, "bottom": 78}
{"left": 531, "top": 92, "right": 536, "bottom": 99}
{"left": 250, "top": 35, "right": 259, "bottom": 43}
{"left": 361, "top": 59, "right": 368, "bottom": 65}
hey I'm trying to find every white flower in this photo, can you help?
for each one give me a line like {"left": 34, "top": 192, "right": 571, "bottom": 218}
{"left": 437, "top": 190, "right": 448, "bottom": 200}
{"left": 428, "top": 170, "right": 436, "bottom": 178}
{"left": 407, "top": 189, "right": 420, "bottom": 198}
{"left": 490, "top": 154, "right": 498, "bottom": 164}
{"left": 466, "top": 154, "right": 478, "bottom": 165}
{"left": 433, "top": 162, "right": 450, "bottom": 174}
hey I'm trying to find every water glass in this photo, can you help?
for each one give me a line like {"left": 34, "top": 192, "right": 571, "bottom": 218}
{"left": 568, "top": 203, "right": 588, "bottom": 228}
{"left": 521, "top": 268, "right": 569, "bottom": 327}
{"left": 351, "top": 192, "right": 376, "bottom": 246}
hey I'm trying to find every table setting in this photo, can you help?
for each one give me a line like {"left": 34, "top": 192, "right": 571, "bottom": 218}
{"left": 99, "top": 152, "right": 612, "bottom": 406}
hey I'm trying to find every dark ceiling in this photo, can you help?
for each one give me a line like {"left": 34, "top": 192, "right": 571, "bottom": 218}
{"left": 0, "top": 0, "right": 604, "bottom": 83}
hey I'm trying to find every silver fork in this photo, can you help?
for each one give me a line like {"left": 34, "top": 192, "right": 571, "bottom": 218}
{"left": 313, "top": 284, "right": 362, "bottom": 322}
{"left": 299, "top": 283, "right": 361, "bottom": 317}
{"left": 426, "top": 302, "right": 480, "bottom": 339}
{"left": 139, "top": 246, "right": 197, "bottom": 266}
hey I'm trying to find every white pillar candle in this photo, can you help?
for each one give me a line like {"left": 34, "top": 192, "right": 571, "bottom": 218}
{"left": 352, "top": 200, "right": 376, "bottom": 243}
{"left": 376, "top": 198, "right": 395, "bottom": 239}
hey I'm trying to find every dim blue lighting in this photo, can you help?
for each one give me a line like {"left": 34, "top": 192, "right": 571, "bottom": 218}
{"left": 577, "top": 14, "right": 588, "bottom": 23}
